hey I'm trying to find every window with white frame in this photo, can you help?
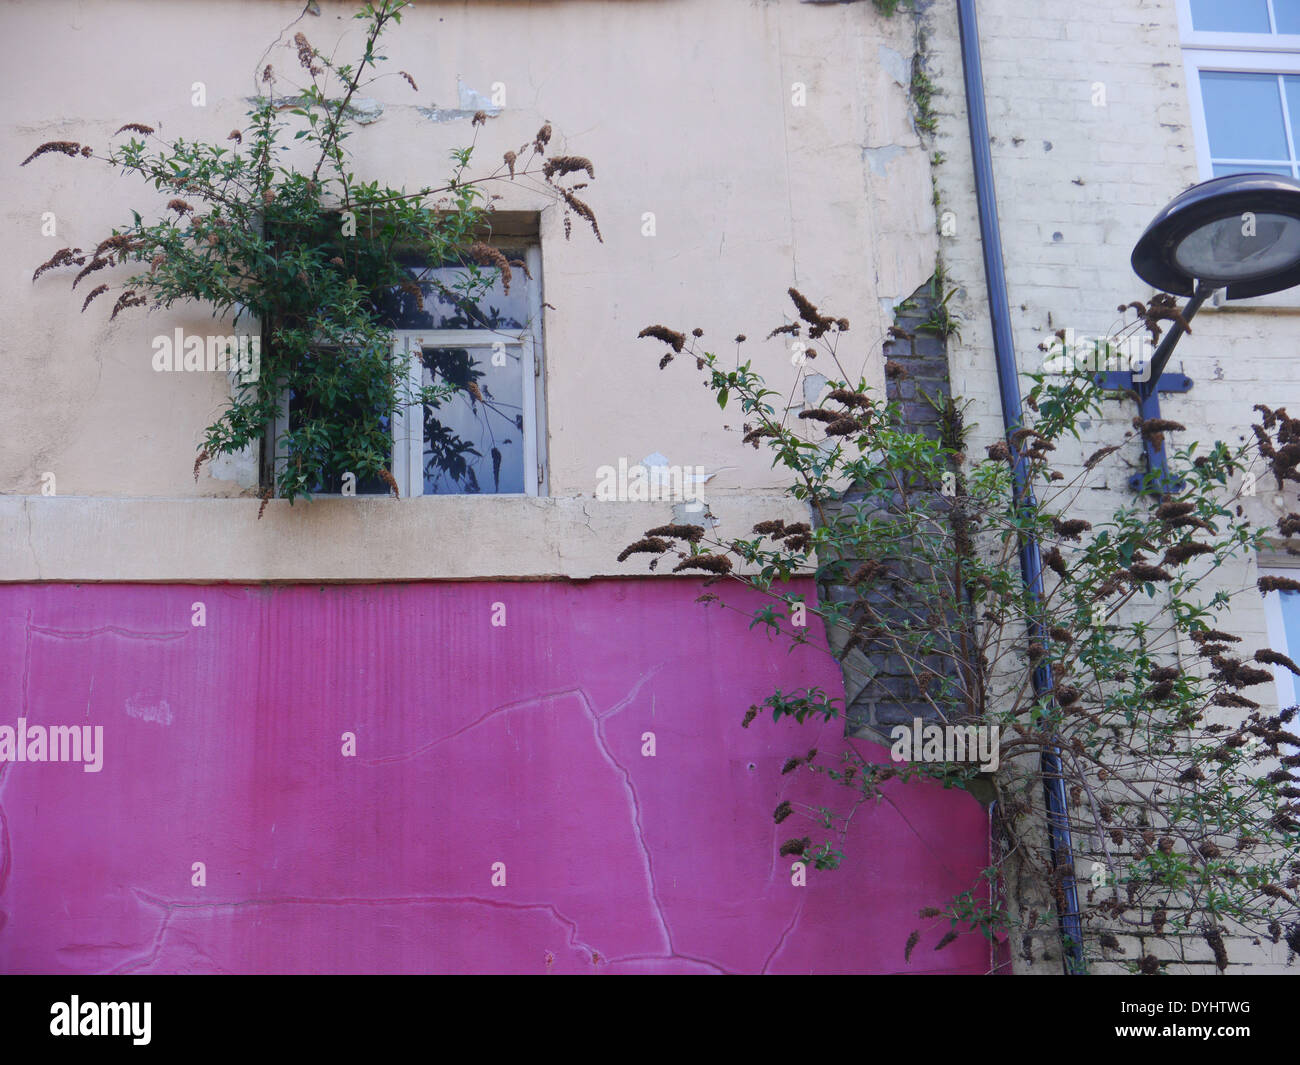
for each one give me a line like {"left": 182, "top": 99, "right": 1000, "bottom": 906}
{"left": 1177, "top": 1, "right": 1300, "bottom": 306}
{"left": 1261, "top": 567, "right": 1300, "bottom": 710}
{"left": 1179, "top": 0, "right": 1300, "bottom": 179}
{"left": 266, "top": 243, "right": 545, "bottom": 497}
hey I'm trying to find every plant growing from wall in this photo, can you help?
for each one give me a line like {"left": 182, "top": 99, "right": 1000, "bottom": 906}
{"left": 22, "top": 0, "right": 599, "bottom": 504}
{"left": 626, "top": 291, "right": 1300, "bottom": 974}
{"left": 910, "top": 55, "right": 939, "bottom": 136}
{"left": 907, "top": 269, "right": 962, "bottom": 341}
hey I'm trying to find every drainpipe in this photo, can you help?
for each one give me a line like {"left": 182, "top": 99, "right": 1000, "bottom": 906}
{"left": 956, "top": 0, "right": 1086, "bottom": 973}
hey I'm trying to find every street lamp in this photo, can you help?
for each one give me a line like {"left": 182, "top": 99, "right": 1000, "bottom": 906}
{"left": 1118, "top": 173, "right": 1300, "bottom": 492}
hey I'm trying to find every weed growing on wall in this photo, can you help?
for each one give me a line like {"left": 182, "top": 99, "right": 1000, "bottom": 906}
{"left": 627, "top": 289, "right": 1300, "bottom": 974}
{"left": 23, "top": 0, "right": 598, "bottom": 504}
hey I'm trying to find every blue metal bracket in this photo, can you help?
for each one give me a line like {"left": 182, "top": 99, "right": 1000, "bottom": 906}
{"left": 1093, "top": 371, "right": 1193, "bottom": 493}
{"left": 1093, "top": 371, "right": 1193, "bottom": 395}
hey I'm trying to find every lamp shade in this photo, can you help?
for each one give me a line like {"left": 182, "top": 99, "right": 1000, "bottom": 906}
{"left": 1131, "top": 173, "right": 1300, "bottom": 299}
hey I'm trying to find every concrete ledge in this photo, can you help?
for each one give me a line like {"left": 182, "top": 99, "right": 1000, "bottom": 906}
{"left": 0, "top": 494, "right": 812, "bottom": 583}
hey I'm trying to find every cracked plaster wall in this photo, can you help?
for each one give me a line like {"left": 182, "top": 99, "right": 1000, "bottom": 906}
{"left": 2, "top": 0, "right": 936, "bottom": 582}
{"left": 0, "top": 579, "right": 987, "bottom": 974}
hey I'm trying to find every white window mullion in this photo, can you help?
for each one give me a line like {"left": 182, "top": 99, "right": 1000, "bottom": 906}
{"left": 521, "top": 335, "right": 538, "bottom": 497}
{"left": 389, "top": 334, "right": 422, "bottom": 498}
{"left": 405, "top": 334, "right": 424, "bottom": 497}
{"left": 1185, "top": 53, "right": 1216, "bottom": 179}
{"left": 525, "top": 245, "right": 547, "bottom": 496}
{"left": 1277, "top": 72, "right": 1300, "bottom": 175}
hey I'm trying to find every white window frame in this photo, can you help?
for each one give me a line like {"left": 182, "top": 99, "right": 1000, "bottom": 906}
{"left": 270, "top": 327, "right": 541, "bottom": 498}
{"left": 393, "top": 329, "right": 539, "bottom": 498}
{"left": 1177, "top": 0, "right": 1300, "bottom": 52}
{"left": 1178, "top": 2, "right": 1300, "bottom": 308}
{"left": 1181, "top": 49, "right": 1300, "bottom": 181}
{"left": 268, "top": 244, "right": 547, "bottom": 498}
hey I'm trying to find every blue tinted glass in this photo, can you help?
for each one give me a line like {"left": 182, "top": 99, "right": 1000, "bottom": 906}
{"left": 1191, "top": 0, "right": 1271, "bottom": 32}
{"left": 1275, "top": 0, "right": 1300, "bottom": 34}
{"left": 1281, "top": 591, "right": 1300, "bottom": 665}
{"left": 1201, "top": 71, "right": 1288, "bottom": 160}
{"left": 1212, "top": 162, "right": 1294, "bottom": 176}
{"left": 1284, "top": 76, "right": 1300, "bottom": 158}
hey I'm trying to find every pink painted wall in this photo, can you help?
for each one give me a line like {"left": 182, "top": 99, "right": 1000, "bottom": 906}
{"left": 0, "top": 580, "right": 988, "bottom": 974}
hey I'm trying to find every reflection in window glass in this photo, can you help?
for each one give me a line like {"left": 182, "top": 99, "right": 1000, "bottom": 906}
{"left": 1212, "top": 162, "right": 1294, "bottom": 176}
{"left": 421, "top": 345, "right": 525, "bottom": 495}
{"left": 1201, "top": 71, "right": 1289, "bottom": 161}
{"left": 1191, "top": 0, "right": 1271, "bottom": 33}
{"left": 377, "top": 249, "right": 532, "bottom": 331}
{"left": 1278, "top": 0, "right": 1300, "bottom": 33}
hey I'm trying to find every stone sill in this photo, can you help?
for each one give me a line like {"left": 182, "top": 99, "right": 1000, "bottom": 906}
{"left": 0, "top": 494, "right": 813, "bottom": 583}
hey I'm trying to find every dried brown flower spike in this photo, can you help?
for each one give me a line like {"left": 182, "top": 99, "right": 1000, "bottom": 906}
{"left": 32, "top": 247, "right": 85, "bottom": 282}
{"left": 19, "top": 141, "right": 84, "bottom": 166}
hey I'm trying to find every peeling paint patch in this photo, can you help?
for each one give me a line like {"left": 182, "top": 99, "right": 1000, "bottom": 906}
{"left": 878, "top": 45, "right": 910, "bottom": 88}
{"left": 879, "top": 295, "right": 907, "bottom": 321}
{"left": 803, "top": 373, "right": 829, "bottom": 408}
{"left": 672, "top": 500, "right": 714, "bottom": 528}
{"left": 242, "top": 95, "right": 384, "bottom": 124}
{"left": 863, "top": 145, "right": 905, "bottom": 176}
{"left": 421, "top": 77, "right": 503, "bottom": 123}
{"left": 418, "top": 108, "right": 478, "bottom": 124}
{"left": 458, "top": 77, "right": 500, "bottom": 114}
{"left": 347, "top": 97, "right": 385, "bottom": 125}
{"left": 125, "top": 696, "right": 173, "bottom": 726}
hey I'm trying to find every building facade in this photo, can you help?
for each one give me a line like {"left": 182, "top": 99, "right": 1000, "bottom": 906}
{"left": 0, "top": 0, "right": 988, "bottom": 975}
{"left": 2, "top": 0, "right": 1294, "bottom": 976}
{"left": 926, "top": 0, "right": 1299, "bottom": 972}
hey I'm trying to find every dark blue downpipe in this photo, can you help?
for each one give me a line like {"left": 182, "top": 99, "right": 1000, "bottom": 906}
{"left": 956, "top": 0, "right": 1086, "bottom": 973}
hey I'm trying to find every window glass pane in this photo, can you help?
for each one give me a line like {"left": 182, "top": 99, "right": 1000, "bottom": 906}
{"left": 421, "top": 345, "right": 525, "bottom": 494}
{"left": 1279, "top": 590, "right": 1300, "bottom": 663}
{"left": 1201, "top": 71, "right": 1289, "bottom": 160}
{"left": 1190, "top": 0, "right": 1271, "bottom": 32}
{"left": 378, "top": 248, "right": 532, "bottom": 330}
{"left": 1212, "top": 162, "right": 1294, "bottom": 176}
{"left": 1284, "top": 76, "right": 1300, "bottom": 159}
{"left": 1275, "top": 0, "right": 1300, "bottom": 34}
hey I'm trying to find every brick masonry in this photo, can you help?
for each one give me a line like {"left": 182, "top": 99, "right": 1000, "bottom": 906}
{"left": 818, "top": 277, "right": 959, "bottom": 737}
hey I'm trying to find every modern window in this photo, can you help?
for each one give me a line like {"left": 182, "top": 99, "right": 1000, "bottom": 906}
{"left": 265, "top": 243, "right": 545, "bottom": 497}
{"left": 1179, "top": 1, "right": 1300, "bottom": 179}
{"left": 1261, "top": 566, "right": 1300, "bottom": 710}
{"left": 1177, "top": 0, "right": 1300, "bottom": 305}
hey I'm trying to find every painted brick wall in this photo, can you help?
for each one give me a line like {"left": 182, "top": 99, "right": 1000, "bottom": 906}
{"left": 922, "top": 0, "right": 1295, "bottom": 972}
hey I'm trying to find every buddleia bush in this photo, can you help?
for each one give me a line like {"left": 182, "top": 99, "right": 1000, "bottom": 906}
{"left": 627, "top": 289, "right": 1299, "bottom": 973}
